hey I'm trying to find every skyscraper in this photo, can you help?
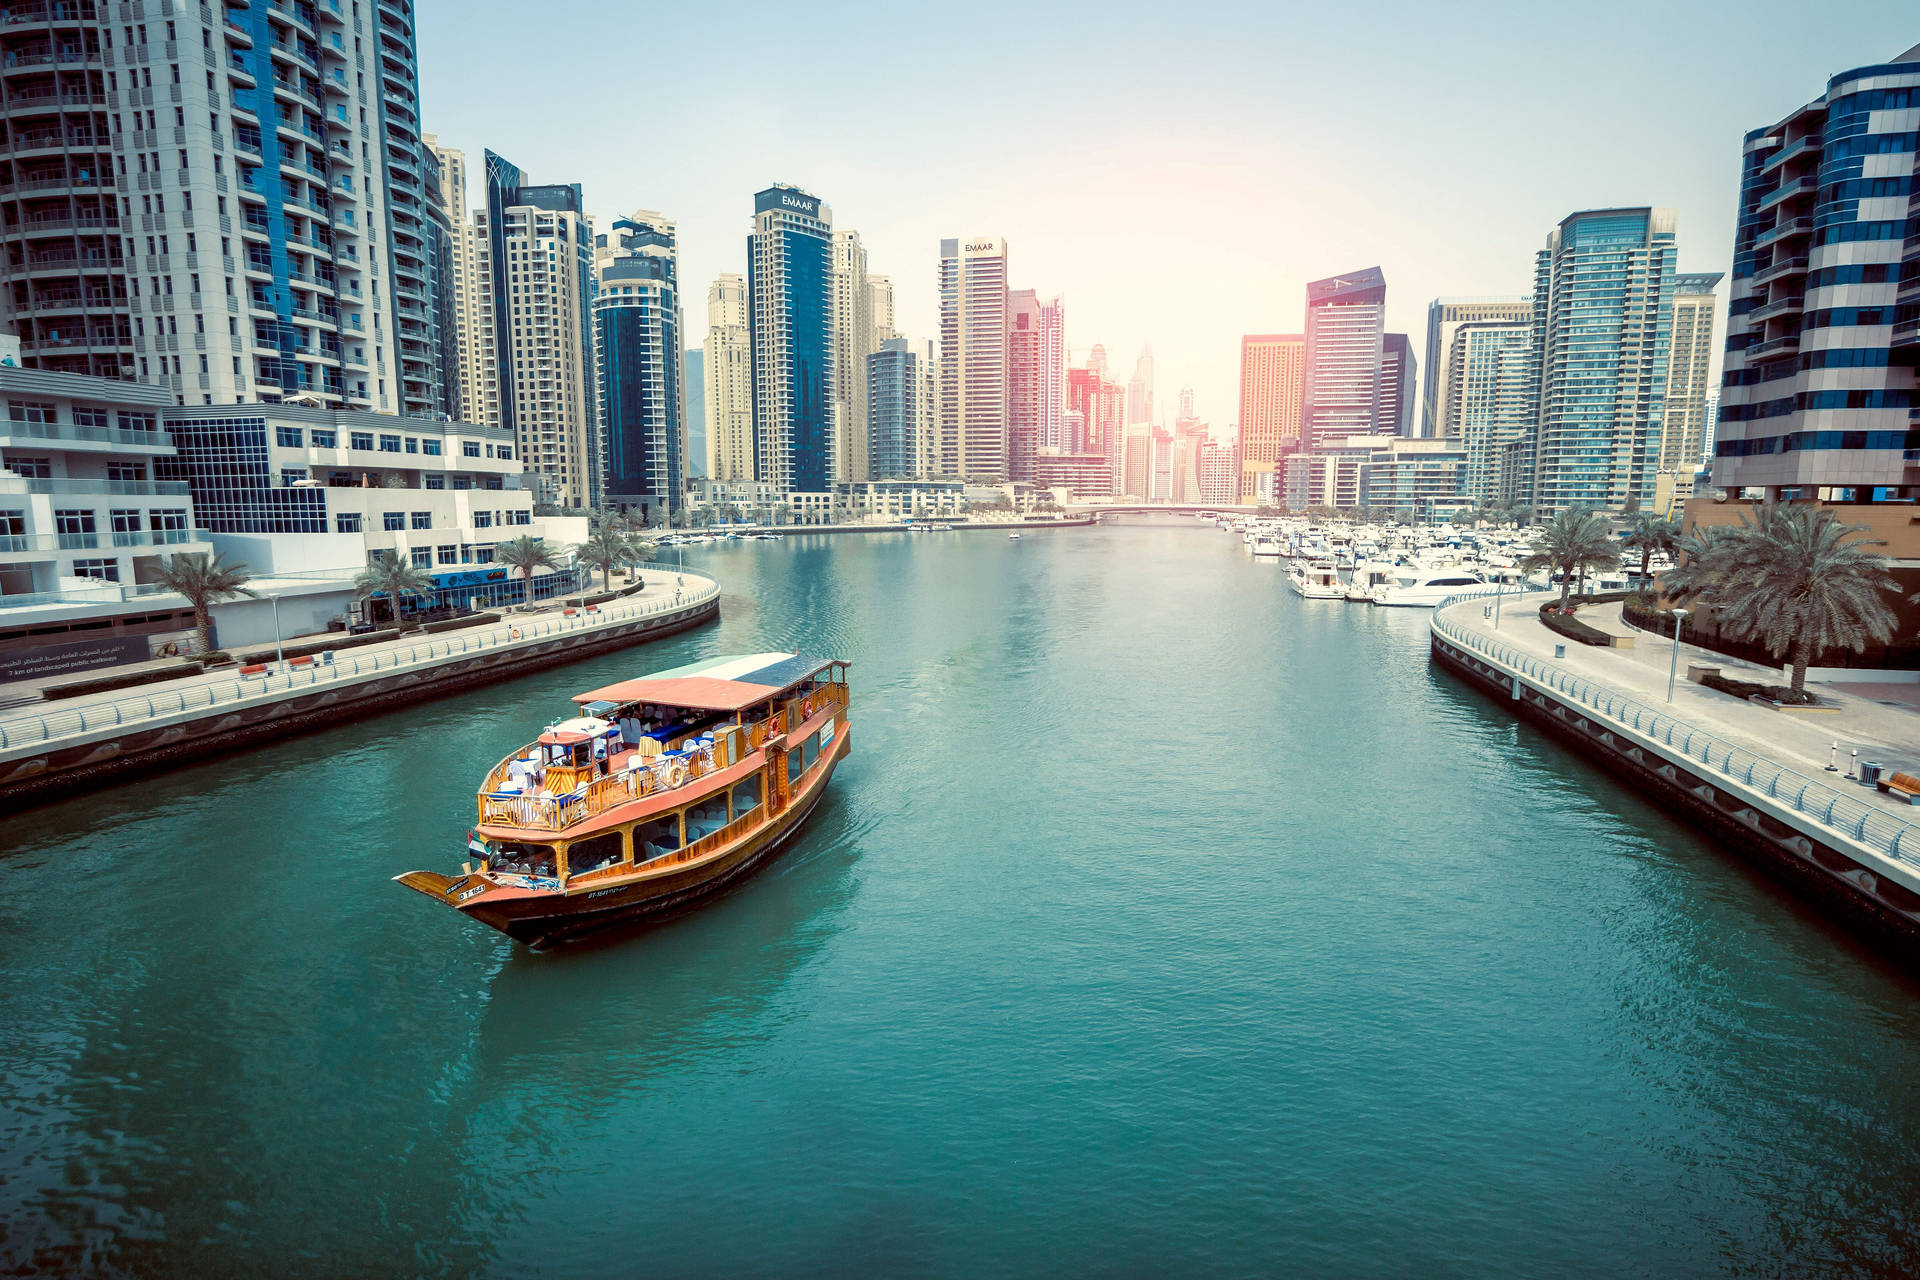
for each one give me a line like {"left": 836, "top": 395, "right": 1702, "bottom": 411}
{"left": 750, "top": 185, "right": 834, "bottom": 493}
{"left": 868, "top": 337, "right": 921, "bottom": 480}
{"left": 938, "top": 236, "right": 1010, "bottom": 480}
{"left": 1127, "top": 345, "right": 1155, "bottom": 425}
{"left": 1069, "top": 355, "right": 1126, "bottom": 495}
{"left": 1377, "top": 333, "right": 1417, "bottom": 436}
{"left": 868, "top": 275, "right": 896, "bottom": 343}
{"left": 1715, "top": 47, "right": 1920, "bottom": 514}
{"left": 1238, "top": 334, "right": 1305, "bottom": 501}
{"left": 1657, "top": 272, "right": 1722, "bottom": 509}
{"left": 705, "top": 273, "right": 753, "bottom": 481}
{"left": 685, "top": 349, "right": 706, "bottom": 480}
{"left": 480, "top": 152, "right": 597, "bottom": 507}
{"left": 1528, "top": 207, "right": 1679, "bottom": 514}
{"left": 1421, "top": 298, "right": 1533, "bottom": 437}
{"left": 1445, "top": 320, "right": 1534, "bottom": 504}
{"left": 831, "top": 230, "right": 874, "bottom": 483}
{"left": 1008, "top": 289, "right": 1042, "bottom": 481}
{"left": 0, "top": 0, "right": 436, "bottom": 410}
{"left": 1039, "top": 297, "right": 1066, "bottom": 451}
{"left": 593, "top": 210, "right": 685, "bottom": 522}
{"left": 428, "top": 136, "right": 487, "bottom": 427}
{"left": 1303, "top": 268, "right": 1388, "bottom": 447}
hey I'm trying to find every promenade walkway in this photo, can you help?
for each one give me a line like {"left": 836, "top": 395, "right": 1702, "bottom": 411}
{"left": 0, "top": 565, "right": 719, "bottom": 755}
{"left": 1444, "top": 590, "right": 1920, "bottom": 820}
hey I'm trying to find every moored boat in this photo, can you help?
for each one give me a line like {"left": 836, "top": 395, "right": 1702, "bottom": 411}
{"left": 395, "top": 652, "right": 851, "bottom": 948}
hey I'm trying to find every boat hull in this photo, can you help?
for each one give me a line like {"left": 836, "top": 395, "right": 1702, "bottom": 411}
{"left": 402, "top": 727, "right": 849, "bottom": 949}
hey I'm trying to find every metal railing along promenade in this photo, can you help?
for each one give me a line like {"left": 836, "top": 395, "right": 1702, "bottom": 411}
{"left": 1431, "top": 595, "right": 1920, "bottom": 865}
{"left": 0, "top": 565, "right": 719, "bottom": 752}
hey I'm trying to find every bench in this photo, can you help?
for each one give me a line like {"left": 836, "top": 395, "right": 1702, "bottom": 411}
{"left": 239, "top": 662, "right": 269, "bottom": 677}
{"left": 288, "top": 655, "right": 315, "bottom": 668}
{"left": 1878, "top": 771, "right": 1920, "bottom": 804}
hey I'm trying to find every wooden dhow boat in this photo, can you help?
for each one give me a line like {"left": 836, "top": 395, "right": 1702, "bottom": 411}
{"left": 396, "top": 652, "right": 851, "bottom": 948}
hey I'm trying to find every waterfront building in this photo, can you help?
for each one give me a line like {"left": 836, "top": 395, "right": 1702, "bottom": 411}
{"left": 830, "top": 229, "right": 874, "bottom": 483}
{"left": 1127, "top": 345, "right": 1155, "bottom": 428}
{"left": 1008, "top": 289, "right": 1043, "bottom": 481}
{"left": 428, "top": 137, "right": 488, "bottom": 429}
{"left": 1655, "top": 273, "right": 1722, "bottom": 512}
{"left": 592, "top": 211, "right": 686, "bottom": 524}
{"left": 1304, "top": 268, "right": 1389, "bottom": 447}
{"left": 1528, "top": 207, "right": 1678, "bottom": 515}
{"left": 938, "top": 236, "right": 1010, "bottom": 481}
{"left": 0, "top": 0, "right": 443, "bottom": 412}
{"left": 0, "top": 365, "right": 212, "bottom": 658}
{"left": 1030, "top": 449, "right": 1112, "bottom": 497}
{"left": 1444, "top": 319, "right": 1535, "bottom": 505}
{"left": 1711, "top": 43, "right": 1920, "bottom": 528}
{"left": 1363, "top": 437, "right": 1468, "bottom": 517}
{"left": 1284, "top": 436, "right": 1385, "bottom": 511}
{"left": 705, "top": 273, "right": 754, "bottom": 481}
{"left": 478, "top": 153, "right": 597, "bottom": 508}
{"left": 1068, "top": 359, "right": 1126, "bottom": 493}
{"left": 1238, "top": 334, "right": 1305, "bottom": 501}
{"left": 750, "top": 186, "right": 834, "bottom": 494}
{"left": 685, "top": 349, "right": 706, "bottom": 479}
{"left": 868, "top": 275, "right": 895, "bottom": 342}
{"left": 835, "top": 479, "right": 966, "bottom": 521}
{"left": 1038, "top": 298, "right": 1066, "bottom": 451}
{"left": 1170, "top": 425, "right": 1206, "bottom": 503}
{"left": 1378, "top": 333, "right": 1417, "bottom": 436}
{"left": 686, "top": 476, "right": 783, "bottom": 523}
{"left": 868, "top": 337, "right": 921, "bottom": 480}
{"left": 1420, "top": 299, "right": 1533, "bottom": 438}
{"left": 1120, "top": 424, "right": 1152, "bottom": 499}
{"left": 1199, "top": 440, "right": 1239, "bottom": 507}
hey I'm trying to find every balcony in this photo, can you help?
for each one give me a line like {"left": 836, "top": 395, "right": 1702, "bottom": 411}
{"left": 1756, "top": 175, "right": 1818, "bottom": 213}
{"left": 0, "top": 420, "right": 166, "bottom": 448}
{"left": 1, "top": 477, "right": 190, "bottom": 497}
{"left": 1759, "top": 134, "right": 1819, "bottom": 176}
{"left": 1750, "top": 294, "right": 1805, "bottom": 322}
{"left": 1753, "top": 254, "right": 1810, "bottom": 286}
{"left": 1753, "top": 217, "right": 1813, "bottom": 251}
{"left": 1748, "top": 333, "right": 1802, "bottom": 359}
{"left": 110, "top": 527, "right": 203, "bottom": 548}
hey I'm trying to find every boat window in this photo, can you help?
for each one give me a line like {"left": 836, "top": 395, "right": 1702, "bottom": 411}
{"left": 801, "top": 731, "right": 819, "bottom": 769}
{"left": 686, "top": 799, "right": 728, "bottom": 844}
{"left": 786, "top": 745, "right": 803, "bottom": 785}
{"left": 732, "top": 774, "right": 761, "bottom": 819}
{"left": 566, "top": 831, "right": 623, "bottom": 877}
{"left": 489, "top": 841, "right": 556, "bottom": 877}
{"left": 634, "top": 814, "right": 683, "bottom": 863}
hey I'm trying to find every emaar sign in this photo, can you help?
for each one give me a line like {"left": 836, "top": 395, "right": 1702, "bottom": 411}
{"left": 755, "top": 188, "right": 819, "bottom": 217}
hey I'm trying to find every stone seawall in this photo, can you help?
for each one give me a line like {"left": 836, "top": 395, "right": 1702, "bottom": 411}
{"left": 1430, "top": 627, "right": 1920, "bottom": 951}
{"left": 0, "top": 592, "right": 718, "bottom": 810}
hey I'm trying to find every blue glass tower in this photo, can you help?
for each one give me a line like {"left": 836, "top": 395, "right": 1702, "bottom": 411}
{"left": 594, "top": 213, "right": 685, "bottom": 522}
{"left": 748, "top": 186, "right": 834, "bottom": 493}
{"left": 868, "top": 338, "right": 920, "bottom": 479}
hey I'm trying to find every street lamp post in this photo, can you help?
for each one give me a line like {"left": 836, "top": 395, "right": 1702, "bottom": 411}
{"left": 1666, "top": 607, "right": 1690, "bottom": 702}
{"left": 269, "top": 593, "right": 285, "bottom": 674}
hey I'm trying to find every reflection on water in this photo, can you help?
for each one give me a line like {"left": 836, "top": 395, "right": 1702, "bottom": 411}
{"left": 4, "top": 519, "right": 1920, "bottom": 1279}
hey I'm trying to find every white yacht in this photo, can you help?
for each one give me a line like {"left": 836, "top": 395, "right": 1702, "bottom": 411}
{"left": 1372, "top": 568, "right": 1494, "bottom": 608}
{"left": 1251, "top": 533, "right": 1283, "bottom": 558}
{"left": 1289, "top": 560, "right": 1345, "bottom": 599}
{"left": 1346, "top": 562, "right": 1400, "bottom": 602}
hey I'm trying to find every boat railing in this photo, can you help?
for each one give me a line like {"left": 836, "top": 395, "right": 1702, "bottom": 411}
{"left": 1430, "top": 593, "right": 1920, "bottom": 866}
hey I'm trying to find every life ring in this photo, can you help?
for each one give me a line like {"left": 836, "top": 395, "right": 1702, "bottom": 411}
{"left": 509, "top": 627, "right": 522, "bottom": 640}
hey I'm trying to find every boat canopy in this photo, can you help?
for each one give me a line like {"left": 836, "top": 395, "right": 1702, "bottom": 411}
{"left": 538, "top": 716, "right": 614, "bottom": 746}
{"left": 573, "top": 652, "right": 839, "bottom": 714}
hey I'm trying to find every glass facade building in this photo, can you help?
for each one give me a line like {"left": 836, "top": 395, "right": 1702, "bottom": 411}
{"left": 1303, "top": 268, "right": 1388, "bottom": 447}
{"left": 1528, "top": 208, "right": 1678, "bottom": 514}
{"left": 748, "top": 186, "right": 834, "bottom": 493}
{"left": 868, "top": 338, "right": 921, "bottom": 480}
{"left": 1716, "top": 48, "right": 1920, "bottom": 504}
{"left": 593, "top": 213, "right": 685, "bottom": 522}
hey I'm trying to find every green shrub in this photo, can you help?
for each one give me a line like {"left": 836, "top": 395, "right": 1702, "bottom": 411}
{"left": 1539, "top": 604, "right": 1614, "bottom": 647}
{"left": 1700, "top": 670, "right": 1813, "bottom": 706}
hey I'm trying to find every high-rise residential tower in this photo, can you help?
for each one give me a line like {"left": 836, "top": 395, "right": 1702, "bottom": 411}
{"left": 685, "top": 349, "right": 706, "bottom": 480}
{"left": 1716, "top": 45, "right": 1920, "bottom": 513}
{"left": 1421, "top": 298, "right": 1533, "bottom": 437}
{"left": 868, "top": 337, "right": 921, "bottom": 480}
{"left": 1444, "top": 319, "right": 1535, "bottom": 504}
{"left": 478, "top": 152, "right": 597, "bottom": 507}
{"left": 1303, "top": 268, "right": 1388, "bottom": 447}
{"left": 705, "top": 273, "right": 754, "bottom": 481}
{"left": 428, "top": 136, "right": 488, "bottom": 427}
{"left": 593, "top": 210, "right": 685, "bottom": 522}
{"left": 938, "top": 236, "right": 1010, "bottom": 480}
{"left": 1008, "top": 289, "right": 1043, "bottom": 481}
{"left": 1656, "top": 272, "right": 1722, "bottom": 509}
{"left": 750, "top": 185, "right": 834, "bottom": 493}
{"left": 830, "top": 229, "right": 873, "bottom": 483}
{"left": 868, "top": 275, "right": 895, "bottom": 343}
{"left": 1238, "top": 334, "right": 1305, "bottom": 501}
{"left": 1038, "top": 297, "right": 1066, "bottom": 451}
{"left": 1127, "top": 345, "right": 1155, "bottom": 425}
{"left": 1378, "top": 333, "right": 1417, "bottom": 436}
{"left": 1528, "top": 207, "right": 1678, "bottom": 514}
{"left": 0, "top": 0, "right": 441, "bottom": 411}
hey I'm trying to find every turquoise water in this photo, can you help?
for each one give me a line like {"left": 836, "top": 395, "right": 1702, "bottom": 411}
{"left": 5, "top": 520, "right": 1920, "bottom": 1278}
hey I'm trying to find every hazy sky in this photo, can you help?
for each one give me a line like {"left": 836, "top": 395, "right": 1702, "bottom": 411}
{"left": 419, "top": 0, "right": 1914, "bottom": 429}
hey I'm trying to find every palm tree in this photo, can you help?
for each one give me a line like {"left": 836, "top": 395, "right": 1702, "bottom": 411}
{"left": 151, "top": 550, "right": 256, "bottom": 656}
{"left": 1695, "top": 505, "right": 1898, "bottom": 700}
{"left": 494, "top": 535, "right": 557, "bottom": 609}
{"left": 1620, "top": 511, "right": 1680, "bottom": 587}
{"left": 1660, "top": 523, "right": 1739, "bottom": 607}
{"left": 1521, "top": 507, "right": 1620, "bottom": 607}
{"left": 574, "top": 519, "right": 637, "bottom": 592}
{"left": 353, "top": 550, "right": 435, "bottom": 627}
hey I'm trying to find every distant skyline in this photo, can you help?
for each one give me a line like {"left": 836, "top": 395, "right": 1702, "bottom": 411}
{"left": 419, "top": 0, "right": 1910, "bottom": 429}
